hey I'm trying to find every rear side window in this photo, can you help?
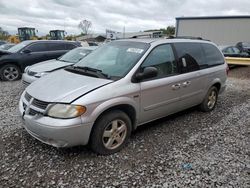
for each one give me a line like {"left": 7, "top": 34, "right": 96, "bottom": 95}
{"left": 27, "top": 43, "right": 48, "bottom": 52}
{"left": 201, "top": 43, "right": 224, "bottom": 66}
{"left": 47, "top": 43, "right": 65, "bottom": 51}
{"left": 65, "top": 43, "right": 77, "bottom": 50}
{"left": 174, "top": 43, "right": 203, "bottom": 73}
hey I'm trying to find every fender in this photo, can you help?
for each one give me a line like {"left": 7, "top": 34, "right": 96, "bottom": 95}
{"left": 81, "top": 96, "right": 139, "bottom": 127}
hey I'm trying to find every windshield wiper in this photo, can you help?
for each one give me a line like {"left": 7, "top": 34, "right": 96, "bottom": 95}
{"left": 65, "top": 66, "right": 110, "bottom": 79}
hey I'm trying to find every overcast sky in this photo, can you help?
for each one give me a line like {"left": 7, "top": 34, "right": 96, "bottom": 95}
{"left": 0, "top": 0, "right": 250, "bottom": 36}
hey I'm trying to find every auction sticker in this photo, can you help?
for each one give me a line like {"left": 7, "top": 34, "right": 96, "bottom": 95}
{"left": 127, "top": 48, "right": 144, "bottom": 54}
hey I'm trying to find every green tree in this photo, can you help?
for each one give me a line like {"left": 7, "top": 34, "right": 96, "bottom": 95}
{"left": 0, "top": 27, "right": 9, "bottom": 40}
{"left": 166, "top": 26, "right": 175, "bottom": 36}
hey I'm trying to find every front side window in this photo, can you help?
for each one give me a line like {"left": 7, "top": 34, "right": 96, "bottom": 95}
{"left": 74, "top": 41, "right": 149, "bottom": 79}
{"left": 27, "top": 43, "right": 48, "bottom": 52}
{"left": 141, "top": 44, "right": 177, "bottom": 79}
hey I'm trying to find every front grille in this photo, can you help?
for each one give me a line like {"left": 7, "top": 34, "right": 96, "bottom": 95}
{"left": 32, "top": 98, "right": 49, "bottom": 110}
{"left": 23, "top": 92, "right": 50, "bottom": 116}
{"left": 24, "top": 92, "right": 32, "bottom": 102}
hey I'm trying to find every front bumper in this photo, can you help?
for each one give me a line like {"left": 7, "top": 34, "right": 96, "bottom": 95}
{"left": 19, "top": 94, "right": 93, "bottom": 147}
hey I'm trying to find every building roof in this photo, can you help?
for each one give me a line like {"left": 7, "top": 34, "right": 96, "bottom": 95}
{"left": 176, "top": 15, "right": 250, "bottom": 20}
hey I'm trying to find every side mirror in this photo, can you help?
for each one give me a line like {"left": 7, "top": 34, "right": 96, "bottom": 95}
{"left": 133, "top": 66, "right": 158, "bottom": 82}
{"left": 22, "top": 49, "right": 31, "bottom": 54}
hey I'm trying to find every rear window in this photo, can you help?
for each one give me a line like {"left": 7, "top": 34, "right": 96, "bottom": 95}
{"left": 201, "top": 43, "right": 224, "bottom": 67}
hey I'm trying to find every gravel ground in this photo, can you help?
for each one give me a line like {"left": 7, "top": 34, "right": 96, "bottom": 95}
{"left": 0, "top": 66, "right": 249, "bottom": 187}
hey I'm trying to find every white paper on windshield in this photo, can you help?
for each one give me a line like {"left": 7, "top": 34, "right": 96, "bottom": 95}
{"left": 127, "top": 48, "right": 144, "bottom": 54}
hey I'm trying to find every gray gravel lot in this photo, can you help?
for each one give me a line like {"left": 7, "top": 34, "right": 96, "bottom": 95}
{"left": 0, "top": 66, "right": 250, "bottom": 187}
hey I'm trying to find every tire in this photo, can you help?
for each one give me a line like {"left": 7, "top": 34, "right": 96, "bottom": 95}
{"left": 199, "top": 86, "right": 218, "bottom": 112}
{"left": 90, "top": 110, "right": 132, "bottom": 155}
{"left": 0, "top": 64, "right": 21, "bottom": 81}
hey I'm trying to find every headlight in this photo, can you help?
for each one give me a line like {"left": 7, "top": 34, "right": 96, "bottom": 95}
{"left": 34, "top": 72, "right": 49, "bottom": 78}
{"left": 47, "top": 104, "right": 86, "bottom": 119}
{"left": 24, "top": 66, "right": 30, "bottom": 73}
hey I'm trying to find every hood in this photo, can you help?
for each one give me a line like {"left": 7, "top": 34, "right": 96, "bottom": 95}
{"left": 29, "top": 59, "right": 73, "bottom": 73}
{"left": 26, "top": 69, "right": 113, "bottom": 103}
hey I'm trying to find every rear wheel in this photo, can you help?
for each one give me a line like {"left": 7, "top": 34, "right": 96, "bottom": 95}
{"left": 200, "top": 86, "right": 218, "bottom": 112}
{"left": 90, "top": 110, "right": 132, "bottom": 155}
{"left": 0, "top": 64, "right": 21, "bottom": 81}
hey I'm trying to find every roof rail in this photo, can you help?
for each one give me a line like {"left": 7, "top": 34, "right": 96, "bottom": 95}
{"left": 168, "top": 36, "right": 210, "bottom": 41}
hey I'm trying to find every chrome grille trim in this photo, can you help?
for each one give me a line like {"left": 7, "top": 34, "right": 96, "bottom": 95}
{"left": 32, "top": 98, "right": 49, "bottom": 110}
{"left": 22, "top": 92, "right": 50, "bottom": 116}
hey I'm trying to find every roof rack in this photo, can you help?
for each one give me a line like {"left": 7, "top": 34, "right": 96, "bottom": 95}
{"left": 167, "top": 36, "right": 210, "bottom": 41}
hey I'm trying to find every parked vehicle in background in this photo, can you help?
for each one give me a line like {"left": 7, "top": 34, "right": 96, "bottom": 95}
{"left": 22, "top": 46, "right": 97, "bottom": 86}
{"left": 219, "top": 45, "right": 249, "bottom": 57}
{"left": 0, "top": 40, "right": 81, "bottom": 81}
{"left": 0, "top": 41, "right": 6, "bottom": 45}
{"left": 0, "top": 43, "right": 15, "bottom": 51}
{"left": 236, "top": 42, "right": 250, "bottom": 54}
{"left": 19, "top": 38, "right": 227, "bottom": 154}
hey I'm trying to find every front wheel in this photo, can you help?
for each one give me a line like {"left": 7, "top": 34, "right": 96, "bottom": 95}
{"left": 90, "top": 110, "right": 132, "bottom": 155}
{"left": 200, "top": 86, "right": 218, "bottom": 112}
{"left": 0, "top": 64, "right": 21, "bottom": 81}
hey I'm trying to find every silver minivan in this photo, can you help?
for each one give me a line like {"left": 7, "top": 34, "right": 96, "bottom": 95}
{"left": 19, "top": 38, "right": 227, "bottom": 154}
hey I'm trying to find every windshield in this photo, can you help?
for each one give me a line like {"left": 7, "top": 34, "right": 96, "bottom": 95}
{"left": 59, "top": 48, "right": 93, "bottom": 63}
{"left": 7, "top": 41, "right": 31, "bottom": 53}
{"left": 74, "top": 41, "right": 149, "bottom": 78}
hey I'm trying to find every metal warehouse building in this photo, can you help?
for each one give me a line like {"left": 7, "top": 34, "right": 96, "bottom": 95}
{"left": 175, "top": 16, "right": 250, "bottom": 46}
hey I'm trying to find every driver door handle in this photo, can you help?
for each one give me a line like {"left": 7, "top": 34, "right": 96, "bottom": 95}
{"left": 172, "top": 83, "right": 181, "bottom": 90}
{"left": 182, "top": 81, "right": 191, "bottom": 87}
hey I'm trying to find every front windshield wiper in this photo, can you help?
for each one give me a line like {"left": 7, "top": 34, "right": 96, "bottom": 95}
{"left": 65, "top": 66, "right": 110, "bottom": 79}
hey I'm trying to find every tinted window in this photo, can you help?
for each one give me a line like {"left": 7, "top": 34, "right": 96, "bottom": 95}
{"left": 201, "top": 43, "right": 224, "bottom": 66}
{"left": 223, "top": 47, "right": 234, "bottom": 54}
{"left": 232, "top": 47, "right": 240, "bottom": 54}
{"left": 174, "top": 43, "right": 203, "bottom": 72}
{"left": 65, "top": 43, "right": 76, "bottom": 50}
{"left": 141, "top": 44, "right": 177, "bottom": 79}
{"left": 48, "top": 43, "right": 65, "bottom": 51}
{"left": 27, "top": 43, "right": 48, "bottom": 52}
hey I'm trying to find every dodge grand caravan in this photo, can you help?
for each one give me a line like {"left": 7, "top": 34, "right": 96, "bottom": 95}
{"left": 19, "top": 38, "right": 227, "bottom": 154}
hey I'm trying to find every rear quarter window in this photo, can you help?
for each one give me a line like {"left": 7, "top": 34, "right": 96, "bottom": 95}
{"left": 201, "top": 43, "right": 225, "bottom": 67}
{"left": 47, "top": 43, "right": 65, "bottom": 51}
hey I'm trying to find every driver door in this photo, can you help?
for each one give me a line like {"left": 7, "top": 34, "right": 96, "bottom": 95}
{"left": 138, "top": 44, "right": 183, "bottom": 124}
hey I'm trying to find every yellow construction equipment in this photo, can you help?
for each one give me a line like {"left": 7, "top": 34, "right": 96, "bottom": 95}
{"left": 7, "top": 27, "right": 38, "bottom": 44}
{"left": 225, "top": 57, "right": 250, "bottom": 66}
